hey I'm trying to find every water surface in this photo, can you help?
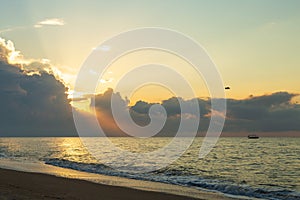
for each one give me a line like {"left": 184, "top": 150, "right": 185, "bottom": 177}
{"left": 0, "top": 137, "right": 299, "bottom": 200}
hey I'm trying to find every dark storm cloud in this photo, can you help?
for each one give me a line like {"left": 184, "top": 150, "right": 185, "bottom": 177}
{"left": 224, "top": 92, "right": 300, "bottom": 132}
{"left": 132, "top": 97, "right": 210, "bottom": 117}
{"left": 92, "top": 89, "right": 212, "bottom": 136}
{"left": 0, "top": 41, "right": 76, "bottom": 136}
{"left": 226, "top": 92, "right": 297, "bottom": 120}
{"left": 92, "top": 89, "right": 129, "bottom": 136}
{"left": 93, "top": 89, "right": 300, "bottom": 136}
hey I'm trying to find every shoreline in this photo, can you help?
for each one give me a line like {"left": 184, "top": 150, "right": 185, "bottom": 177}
{"left": 0, "top": 160, "right": 237, "bottom": 200}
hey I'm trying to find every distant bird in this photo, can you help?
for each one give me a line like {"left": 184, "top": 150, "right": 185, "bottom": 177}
{"left": 225, "top": 86, "right": 230, "bottom": 90}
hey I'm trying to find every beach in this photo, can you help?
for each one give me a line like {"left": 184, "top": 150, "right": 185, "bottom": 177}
{"left": 0, "top": 168, "right": 196, "bottom": 200}
{"left": 0, "top": 168, "right": 237, "bottom": 200}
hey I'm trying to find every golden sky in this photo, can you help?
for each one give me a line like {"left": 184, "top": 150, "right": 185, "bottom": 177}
{"left": 1, "top": 0, "right": 299, "bottom": 104}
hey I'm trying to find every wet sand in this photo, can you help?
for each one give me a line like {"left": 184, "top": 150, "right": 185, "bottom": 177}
{"left": 0, "top": 168, "right": 211, "bottom": 200}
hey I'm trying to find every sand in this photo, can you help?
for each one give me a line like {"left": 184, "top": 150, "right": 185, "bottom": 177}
{"left": 0, "top": 168, "right": 207, "bottom": 200}
{"left": 0, "top": 166, "right": 240, "bottom": 200}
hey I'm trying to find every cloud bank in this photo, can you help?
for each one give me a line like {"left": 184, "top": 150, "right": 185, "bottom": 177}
{"left": 224, "top": 92, "right": 300, "bottom": 132}
{"left": 92, "top": 89, "right": 300, "bottom": 137}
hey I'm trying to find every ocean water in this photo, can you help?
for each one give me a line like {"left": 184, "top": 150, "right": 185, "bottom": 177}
{"left": 0, "top": 137, "right": 299, "bottom": 200}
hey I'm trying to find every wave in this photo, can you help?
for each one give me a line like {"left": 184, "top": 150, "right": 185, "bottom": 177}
{"left": 45, "top": 158, "right": 300, "bottom": 200}
{"left": 0, "top": 152, "right": 7, "bottom": 158}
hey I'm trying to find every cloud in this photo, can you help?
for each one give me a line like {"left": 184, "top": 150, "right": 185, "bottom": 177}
{"left": 0, "top": 37, "right": 76, "bottom": 136}
{"left": 91, "top": 88, "right": 129, "bottom": 136}
{"left": 0, "top": 38, "right": 20, "bottom": 63}
{"left": 100, "top": 78, "right": 114, "bottom": 84}
{"left": 224, "top": 92, "right": 300, "bottom": 132}
{"left": 0, "top": 26, "right": 26, "bottom": 34}
{"left": 0, "top": 28, "right": 13, "bottom": 34}
{"left": 92, "top": 89, "right": 208, "bottom": 137}
{"left": 34, "top": 18, "right": 65, "bottom": 28}
{"left": 92, "top": 89, "right": 300, "bottom": 136}
{"left": 93, "top": 45, "right": 111, "bottom": 52}
{"left": 0, "top": 19, "right": 64, "bottom": 33}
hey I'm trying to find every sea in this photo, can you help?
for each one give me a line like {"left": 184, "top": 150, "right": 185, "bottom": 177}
{"left": 0, "top": 137, "right": 299, "bottom": 200}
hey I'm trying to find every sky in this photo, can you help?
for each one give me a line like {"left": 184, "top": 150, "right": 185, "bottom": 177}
{"left": 0, "top": 0, "right": 300, "bottom": 101}
{"left": 0, "top": 0, "right": 300, "bottom": 136}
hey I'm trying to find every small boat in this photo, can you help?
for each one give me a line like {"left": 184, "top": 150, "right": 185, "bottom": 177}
{"left": 248, "top": 134, "right": 259, "bottom": 139}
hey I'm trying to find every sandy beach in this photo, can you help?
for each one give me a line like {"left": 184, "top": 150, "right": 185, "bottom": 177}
{"left": 0, "top": 168, "right": 238, "bottom": 200}
{"left": 0, "top": 168, "right": 203, "bottom": 200}
{"left": 0, "top": 168, "right": 201, "bottom": 200}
